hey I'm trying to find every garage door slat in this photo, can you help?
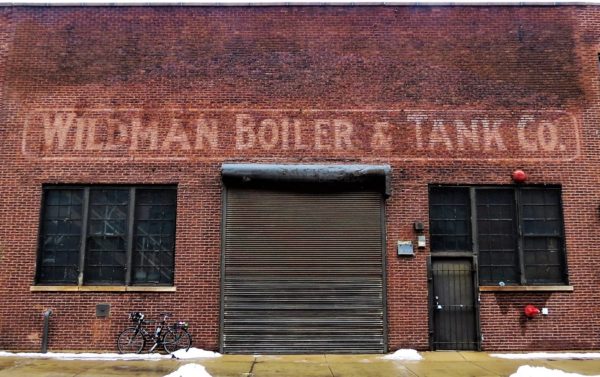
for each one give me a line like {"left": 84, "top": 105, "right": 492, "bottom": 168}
{"left": 222, "top": 189, "right": 385, "bottom": 354}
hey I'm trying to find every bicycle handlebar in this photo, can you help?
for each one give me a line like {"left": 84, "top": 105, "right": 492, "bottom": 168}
{"left": 128, "top": 311, "right": 174, "bottom": 323}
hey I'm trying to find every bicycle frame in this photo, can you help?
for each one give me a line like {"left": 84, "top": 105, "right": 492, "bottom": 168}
{"left": 129, "top": 313, "right": 174, "bottom": 352}
{"left": 118, "top": 311, "right": 191, "bottom": 354}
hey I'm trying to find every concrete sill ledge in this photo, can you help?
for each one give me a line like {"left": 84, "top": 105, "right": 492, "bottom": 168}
{"left": 30, "top": 286, "right": 176, "bottom": 292}
{"left": 479, "top": 285, "right": 573, "bottom": 292}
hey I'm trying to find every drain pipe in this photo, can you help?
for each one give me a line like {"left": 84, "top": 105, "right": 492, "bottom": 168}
{"left": 41, "top": 309, "right": 52, "bottom": 353}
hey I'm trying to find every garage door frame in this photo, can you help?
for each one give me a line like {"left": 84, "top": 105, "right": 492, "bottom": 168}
{"left": 218, "top": 164, "right": 390, "bottom": 354}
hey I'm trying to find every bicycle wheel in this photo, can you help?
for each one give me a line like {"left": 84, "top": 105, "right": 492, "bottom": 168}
{"left": 117, "top": 327, "right": 145, "bottom": 354}
{"left": 163, "top": 327, "right": 192, "bottom": 354}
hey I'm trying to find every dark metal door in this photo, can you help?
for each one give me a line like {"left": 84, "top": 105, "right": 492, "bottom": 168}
{"left": 430, "top": 258, "right": 479, "bottom": 350}
{"left": 222, "top": 188, "right": 385, "bottom": 354}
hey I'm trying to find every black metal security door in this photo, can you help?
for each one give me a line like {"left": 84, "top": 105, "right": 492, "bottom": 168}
{"left": 430, "top": 258, "right": 479, "bottom": 350}
{"left": 221, "top": 188, "right": 386, "bottom": 354}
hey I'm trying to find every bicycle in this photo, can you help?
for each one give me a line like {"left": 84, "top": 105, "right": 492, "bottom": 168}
{"left": 117, "top": 312, "right": 192, "bottom": 354}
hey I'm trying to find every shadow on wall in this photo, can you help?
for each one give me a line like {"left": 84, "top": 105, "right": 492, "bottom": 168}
{"left": 493, "top": 292, "right": 552, "bottom": 335}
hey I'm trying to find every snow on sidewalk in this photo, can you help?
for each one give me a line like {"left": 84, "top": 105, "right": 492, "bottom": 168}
{"left": 381, "top": 349, "right": 423, "bottom": 361}
{"left": 171, "top": 348, "right": 221, "bottom": 359}
{"left": 510, "top": 365, "right": 600, "bottom": 377}
{"left": 0, "top": 347, "right": 221, "bottom": 361}
{"left": 492, "top": 352, "right": 600, "bottom": 360}
{"left": 163, "top": 363, "right": 213, "bottom": 377}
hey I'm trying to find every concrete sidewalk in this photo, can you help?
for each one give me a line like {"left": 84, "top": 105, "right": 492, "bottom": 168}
{"left": 1, "top": 352, "right": 600, "bottom": 377}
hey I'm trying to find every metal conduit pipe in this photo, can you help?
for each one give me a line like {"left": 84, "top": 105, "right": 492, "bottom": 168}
{"left": 41, "top": 309, "right": 52, "bottom": 353}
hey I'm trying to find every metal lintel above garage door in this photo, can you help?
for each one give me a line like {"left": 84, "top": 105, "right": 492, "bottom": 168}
{"left": 220, "top": 164, "right": 389, "bottom": 354}
{"left": 221, "top": 163, "right": 391, "bottom": 197}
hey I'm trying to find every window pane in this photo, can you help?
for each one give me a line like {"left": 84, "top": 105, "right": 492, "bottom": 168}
{"left": 37, "top": 189, "right": 83, "bottom": 284}
{"left": 132, "top": 189, "right": 176, "bottom": 285}
{"left": 84, "top": 189, "right": 129, "bottom": 284}
{"left": 37, "top": 186, "right": 178, "bottom": 287}
{"left": 429, "top": 187, "right": 471, "bottom": 252}
{"left": 520, "top": 188, "right": 565, "bottom": 284}
{"left": 476, "top": 189, "right": 519, "bottom": 285}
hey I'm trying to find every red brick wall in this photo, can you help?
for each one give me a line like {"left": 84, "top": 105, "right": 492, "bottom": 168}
{"left": 0, "top": 5, "right": 598, "bottom": 352}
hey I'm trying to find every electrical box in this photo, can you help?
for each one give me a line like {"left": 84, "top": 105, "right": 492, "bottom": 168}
{"left": 96, "top": 303, "right": 110, "bottom": 318}
{"left": 417, "top": 235, "right": 426, "bottom": 248}
{"left": 397, "top": 241, "right": 414, "bottom": 256}
{"left": 413, "top": 222, "right": 425, "bottom": 232}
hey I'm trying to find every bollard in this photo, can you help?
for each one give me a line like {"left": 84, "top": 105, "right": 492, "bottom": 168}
{"left": 41, "top": 309, "right": 52, "bottom": 353}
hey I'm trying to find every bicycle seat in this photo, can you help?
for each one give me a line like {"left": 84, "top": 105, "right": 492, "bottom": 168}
{"left": 129, "top": 312, "right": 145, "bottom": 321}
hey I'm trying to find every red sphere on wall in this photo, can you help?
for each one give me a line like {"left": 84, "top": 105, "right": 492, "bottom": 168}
{"left": 524, "top": 305, "right": 541, "bottom": 318}
{"left": 512, "top": 169, "right": 528, "bottom": 183}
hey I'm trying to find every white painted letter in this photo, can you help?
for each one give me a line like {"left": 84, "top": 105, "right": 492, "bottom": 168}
{"left": 130, "top": 118, "right": 159, "bottom": 150}
{"left": 162, "top": 120, "right": 191, "bottom": 150}
{"left": 105, "top": 119, "right": 128, "bottom": 151}
{"left": 333, "top": 119, "right": 354, "bottom": 150}
{"left": 235, "top": 114, "right": 256, "bottom": 150}
{"left": 429, "top": 120, "right": 453, "bottom": 150}
{"left": 43, "top": 112, "right": 75, "bottom": 150}
{"left": 371, "top": 122, "right": 391, "bottom": 150}
{"left": 314, "top": 120, "right": 331, "bottom": 150}
{"left": 85, "top": 119, "right": 104, "bottom": 151}
{"left": 195, "top": 118, "right": 218, "bottom": 150}
{"left": 538, "top": 121, "right": 558, "bottom": 151}
{"left": 517, "top": 115, "right": 538, "bottom": 151}
{"left": 280, "top": 118, "right": 290, "bottom": 150}
{"left": 74, "top": 118, "right": 86, "bottom": 150}
{"left": 482, "top": 119, "right": 507, "bottom": 151}
{"left": 407, "top": 114, "right": 427, "bottom": 149}
{"left": 294, "top": 120, "right": 307, "bottom": 150}
{"left": 455, "top": 120, "right": 479, "bottom": 151}
{"left": 257, "top": 119, "right": 279, "bottom": 150}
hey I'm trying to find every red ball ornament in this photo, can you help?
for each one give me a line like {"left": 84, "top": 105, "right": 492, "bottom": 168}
{"left": 524, "top": 305, "right": 540, "bottom": 318}
{"left": 512, "top": 169, "right": 527, "bottom": 183}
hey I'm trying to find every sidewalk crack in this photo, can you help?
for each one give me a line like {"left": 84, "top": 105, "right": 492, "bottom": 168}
{"left": 245, "top": 356, "right": 257, "bottom": 377}
{"left": 324, "top": 355, "right": 335, "bottom": 377}
{"left": 469, "top": 361, "right": 502, "bottom": 377}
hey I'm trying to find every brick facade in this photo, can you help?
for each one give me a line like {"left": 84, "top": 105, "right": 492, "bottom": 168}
{"left": 0, "top": 5, "right": 598, "bottom": 352}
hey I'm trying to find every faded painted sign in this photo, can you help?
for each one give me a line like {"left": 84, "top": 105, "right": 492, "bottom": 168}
{"left": 21, "top": 109, "right": 580, "bottom": 161}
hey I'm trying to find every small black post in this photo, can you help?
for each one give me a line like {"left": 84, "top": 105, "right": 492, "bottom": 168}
{"left": 41, "top": 309, "right": 52, "bottom": 353}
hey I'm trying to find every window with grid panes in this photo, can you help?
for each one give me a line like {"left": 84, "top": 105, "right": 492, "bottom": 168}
{"left": 37, "top": 186, "right": 176, "bottom": 285}
{"left": 429, "top": 185, "right": 567, "bottom": 286}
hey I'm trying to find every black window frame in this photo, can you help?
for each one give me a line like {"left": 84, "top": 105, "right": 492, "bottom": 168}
{"left": 35, "top": 185, "right": 177, "bottom": 286}
{"left": 428, "top": 184, "right": 568, "bottom": 286}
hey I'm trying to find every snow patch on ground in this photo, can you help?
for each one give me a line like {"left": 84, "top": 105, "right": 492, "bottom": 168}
{"left": 171, "top": 348, "right": 221, "bottom": 359}
{"left": 510, "top": 365, "right": 600, "bottom": 377}
{"left": 163, "top": 363, "right": 213, "bottom": 377}
{"left": 0, "top": 347, "right": 220, "bottom": 361}
{"left": 382, "top": 349, "right": 423, "bottom": 361}
{"left": 492, "top": 352, "right": 600, "bottom": 360}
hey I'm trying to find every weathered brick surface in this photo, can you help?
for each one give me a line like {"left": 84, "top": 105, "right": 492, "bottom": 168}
{"left": 0, "top": 5, "right": 598, "bottom": 352}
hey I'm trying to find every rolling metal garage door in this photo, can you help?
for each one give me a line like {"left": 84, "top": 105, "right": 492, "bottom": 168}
{"left": 221, "top": 188, "right": 386, "bottom": 354}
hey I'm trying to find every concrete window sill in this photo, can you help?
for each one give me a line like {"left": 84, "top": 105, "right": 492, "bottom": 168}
{"left": 479, "top": 285, "right": 573, "bottom": 292}
{"left": 30, "top": 286, "right": 176, "bottom": 292}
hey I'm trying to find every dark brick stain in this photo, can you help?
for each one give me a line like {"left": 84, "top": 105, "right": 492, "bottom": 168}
{"left": 5, "top": 6, "right": 583, "bottom": 107}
